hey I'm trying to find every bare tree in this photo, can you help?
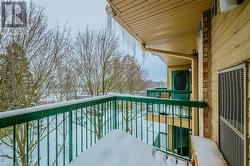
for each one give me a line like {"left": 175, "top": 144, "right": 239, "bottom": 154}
{"left": 115, "top": 55, "right": 148, "bottom": 94}
{"left": 0, "top": 3, "right": 72, "bottom": 165}
{"left": 74, "top": 27, "right": 99, "bottom": 97}
{"left": 95, "top": 28, "right": 121, "bottom": 95}
{"left": 47, "top": 27, "right": 77, "bottom": 102}
{"left": 74, "top": 26, "right": 123, "bottom": 97}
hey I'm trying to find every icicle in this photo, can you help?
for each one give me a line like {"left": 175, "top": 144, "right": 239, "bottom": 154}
{"left": 105, "top": 8, "right": 146, "bottom": 63}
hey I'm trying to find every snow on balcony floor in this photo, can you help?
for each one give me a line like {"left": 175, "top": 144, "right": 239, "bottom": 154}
{"left": 68, "top": 130, "right": 189, "bottom": 166}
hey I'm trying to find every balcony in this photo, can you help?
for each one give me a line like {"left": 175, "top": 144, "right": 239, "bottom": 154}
{"left": 0, "top": 94, "right": 204, "bottom": 166}
{"left": 146, "top": 88, "right": 191, "bottom": 100}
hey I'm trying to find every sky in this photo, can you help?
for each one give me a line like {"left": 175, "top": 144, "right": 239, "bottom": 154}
{"left": 36, "top": 0, "right": 167, "bottom": 82}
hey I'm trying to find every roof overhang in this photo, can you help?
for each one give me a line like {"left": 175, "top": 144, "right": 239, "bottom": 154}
{"left": 106, "top": 0, "right": 213, "bottom": 66}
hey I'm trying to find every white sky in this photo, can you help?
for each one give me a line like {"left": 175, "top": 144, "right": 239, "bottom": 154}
{"left": 35, "top": 0, "right": 166, "bottom": 82}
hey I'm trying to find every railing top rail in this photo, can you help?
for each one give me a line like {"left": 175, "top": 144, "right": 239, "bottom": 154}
{"left": 116, "top": 94, "right": 203, "bottom": 108}
{"left": 147, "top": 87, "right": 168, "bottom": 90}
{"left": 0, "top": 95, "right": 116, "bottom": 129}
{"left": 147, "top": 89, "right": 192, "bottom": 93}
{"left": 0, "top": 94, "right": 204, "bottom": 129}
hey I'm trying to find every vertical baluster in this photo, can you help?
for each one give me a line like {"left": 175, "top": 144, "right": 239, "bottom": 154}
{"left": 80, "top": 109, "right": 83, "bottom": 153}
{"left": 47, "top": 117, "right": 50, "bottom": 166}
{"left": 63, "top": 113, "right": 66, "bottom": 165}
{"left": 75, "top": 110, "right": 78, "bottom": 157}
{"left": 117, "top": 100, "right": 119, "bottom": 129}
{"left": 121, "top": 100, "right": 124, "bottom": 130}
{"left": 112, "top": 101, "right": 114, "bottom": 130}
{"left": 26, "top": 122, "right": 29, "bottom": 166}
{"left": 104, "top": 103, "right": 108, "bottom": 135}
{"left": 165, "top": 105, "right": 168, "bottom": 152}
{"left": 109, "top": 101, "right": 112, "bottom": 131}
{"left": 69, "top": 111, "right": 73, "bottom": 162}
{"left": 94, "top": 105, "right": 97, "bottom": 143}
{"left": 56, "top": 115, "right": 58, "bottom": 166}
{"left": 188, "top": 107, "right": 191, "bottom": 160}
{"left": 135, "top": 102, "right": 138, "bottom": 138}
{"left": 158, "top": 104, "right": 160, "bottom": 149}
{"left": 106, "top": 102, "right": 109, "bottom": 134}
{"left": 97, "top": 104, "right": 101, "bottom": 139}
{"left": 140, "top": 102, "right": 143, "bottom": 141}
{"left": 37, "top": 120, "right": 40, "bottom": 166}
{"left": 172, "top": 105, "right": 175, "bottom": 154}
{"left": 130, "top": 101, "right": 133, "bottom": 135}
{"left": 101, "top": 104, "right": 104, "bottom": 139}
{"left": 126, "top": 101, "right": 129, "bottom": 133}
{"left": 13, "top": 125, "right": 16, "bottom": 166}
{"left": 152, "top": 103, "right": 154, "bottom": 145}
{"left": 90, "top": 107, "right": 92, "bottom": 147}
{"left": 106, "top": 102, "right": 111, "bottom": 134}
{"left": 146, "top": 103, "right": 149, "bottom": 144}
{"left": 180, "top": 106, "right": 183, "bottom": 157}
{"left": 85, "top": 107, "right": 88, "bottom": 149}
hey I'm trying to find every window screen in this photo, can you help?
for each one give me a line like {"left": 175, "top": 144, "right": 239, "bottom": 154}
{"left": 218, "top": 63, "right": 246, "bottom": 166}
{"left": 174, "top": 72, "right": 187, "bottom": 90}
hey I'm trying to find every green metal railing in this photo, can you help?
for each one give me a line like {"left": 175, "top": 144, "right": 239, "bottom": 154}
{"left": 0, "top": 94, "right": 204, "bottom": 165}
{"left": 147, "top": 88, "right": 191, "bottom": 100}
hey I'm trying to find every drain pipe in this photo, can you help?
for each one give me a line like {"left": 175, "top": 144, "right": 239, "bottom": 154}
{"left": 141, "top": 44, "right": 195, "bottom": 60}
{"left": 141, "top": 44, "right": 199, "bottom": 136}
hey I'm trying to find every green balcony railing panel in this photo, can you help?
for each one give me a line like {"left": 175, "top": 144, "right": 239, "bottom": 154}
{"left": 0, "top": 94, "right": 204, "bottom": 165}
{"left": 146, "top": 88, "right": 192, "bottom": 100}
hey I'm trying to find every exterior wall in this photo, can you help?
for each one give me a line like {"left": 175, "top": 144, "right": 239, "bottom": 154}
{"left": 210, "top": 1, "right": 250, "bottom": 164}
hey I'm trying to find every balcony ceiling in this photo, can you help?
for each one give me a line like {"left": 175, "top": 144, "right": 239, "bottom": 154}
{"left": 107, "top": 0, "right": 213, "bottom": 66}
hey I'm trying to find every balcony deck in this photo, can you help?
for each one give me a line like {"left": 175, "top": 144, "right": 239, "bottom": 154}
{"left": 68, "top": 130, "right": 190, "bottom": 166}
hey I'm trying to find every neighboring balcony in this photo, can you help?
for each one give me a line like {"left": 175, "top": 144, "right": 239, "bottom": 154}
{"left": 0, "top": 94, "right": 204, "bottom": 166}
{"left": 146, "top": 88, "right": 192, "bottom": 100}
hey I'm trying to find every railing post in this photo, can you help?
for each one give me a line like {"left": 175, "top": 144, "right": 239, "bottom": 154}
{"left": 13, "top": 126, "right": 16, "bottom": 166}
{"left": 126, "top": 101, "right": 129, "bottom": 132}
{"left": 69, "top": 110, "right": 73, "bottom": 162}
{"left": 113, "top": 100, "right": 117, "bottom": 129}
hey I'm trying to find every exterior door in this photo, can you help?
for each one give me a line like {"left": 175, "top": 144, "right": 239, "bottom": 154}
{"left": 171, "top": 70, "right": 190, "bottom": 100}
